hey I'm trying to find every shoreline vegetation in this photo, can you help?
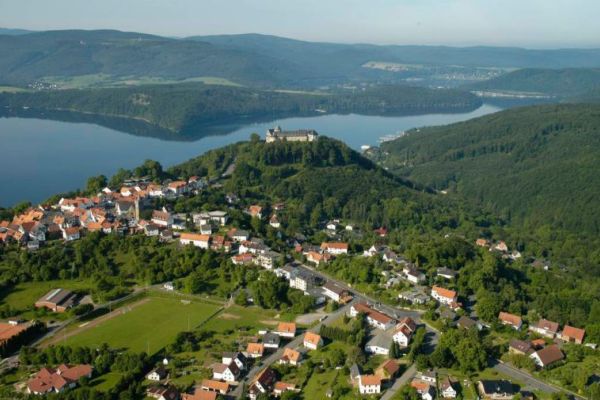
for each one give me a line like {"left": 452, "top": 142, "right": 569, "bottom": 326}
{"left": 0, "top": 83, "right": 482, "bottom": 139}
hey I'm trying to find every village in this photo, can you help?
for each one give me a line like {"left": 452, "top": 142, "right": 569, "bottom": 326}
{"left": 0, "top": 129, "right": 596, "bottom": 400}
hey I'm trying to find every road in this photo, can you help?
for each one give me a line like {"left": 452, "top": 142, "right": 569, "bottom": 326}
{"left": 231, "top": 301, "right": 352, "bottom": 399}
{"left": 492, "top": 360, "right": 586, "bottom": 399}
{"left": 381, "top": 364, "right": 417, "bottom": 400}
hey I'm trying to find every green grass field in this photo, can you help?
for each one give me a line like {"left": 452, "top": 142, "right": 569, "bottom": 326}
{"left": 90, "top": 372, "right": 123, "bottom": 392}
{"left": 0, "top": 85, "right": 28, "bottom": 93}
{"left": 40, "top": 74, "right": 242, "bottom": 89}
{"left": 64, "top": 296, "right": 221, "bottom": 354}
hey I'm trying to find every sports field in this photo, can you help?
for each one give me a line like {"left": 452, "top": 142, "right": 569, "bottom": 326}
{"left": 63, "top": 296, "right": 221, "bottom": 353}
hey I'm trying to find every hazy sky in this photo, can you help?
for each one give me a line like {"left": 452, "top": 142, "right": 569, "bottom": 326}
{"left": 1, "top": 0, "right": 598, "bottom": 48}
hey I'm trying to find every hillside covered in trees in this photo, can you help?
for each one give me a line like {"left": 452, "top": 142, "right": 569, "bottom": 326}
{"left": 377, "top": 103, "right": 600, "bottom": 249}
{"left": 467, "top": 68, "right": 600, "bottom": 98}
{"left": 0, "top": 83, "right": 481, "bottom": 137}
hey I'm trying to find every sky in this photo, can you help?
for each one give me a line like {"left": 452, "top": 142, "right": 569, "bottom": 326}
{"left": 1, "top": 0, "right": 599, "bottom": 48}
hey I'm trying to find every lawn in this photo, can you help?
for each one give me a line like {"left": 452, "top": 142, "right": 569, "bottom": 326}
{"left": 90, "top": 372, "right": 123, "bottom": 392}
{"left": 63, "top": 296, "right": 221, "bottom": 354}
{"left": 0, "top": 280, "right": 93, "bottom": 311}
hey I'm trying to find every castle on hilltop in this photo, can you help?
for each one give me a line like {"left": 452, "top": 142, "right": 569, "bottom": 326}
{"left": 265, "top": 126, "right": 318, "bottom": 143}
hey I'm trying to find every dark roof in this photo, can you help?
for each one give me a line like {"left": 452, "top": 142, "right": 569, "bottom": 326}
{"left": 480, "top": 380, "right": 514, "bottom": 395}
{"left": 509, "top": 339, "right": 533, "bottom": 354}
{"left": 263, "top": 333, "right": 281, "bottom": 345}
{"left": 457, "top": 316, "right": 478, "bottom": 329}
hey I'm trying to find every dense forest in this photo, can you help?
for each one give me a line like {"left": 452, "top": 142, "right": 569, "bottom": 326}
{"left": 0, "top": 83, "right": 481, "bottom": 135}
{"left": 377, "top": 103, "right": 600, "bottom": 263}
{"left": 467, "top": 67, "right": 600, "bottom": 97}
{"left": 5, "top": 30, "right": 600, "bottom": 88}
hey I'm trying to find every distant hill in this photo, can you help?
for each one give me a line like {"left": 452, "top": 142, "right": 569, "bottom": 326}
{"left": 3, "top": 30, "right": 600, "bottom": 88}
{"left": 0, "top": 83, "right": 481, "bottom": 137}
{"left": 467, "top": 68, "right": 600, "bottom": 97}
{"left": 378, "top": 104, "right": 600, "bottom": 236}
{"left": 0, "top": 27, "right": 35, "bottom": 35}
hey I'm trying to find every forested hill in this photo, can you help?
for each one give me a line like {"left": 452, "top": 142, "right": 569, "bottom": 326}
{"left": 0, "top": 83, "right": 481, "bottom": 137}
{"left": 377, "top": 104, "right": 600, "bottom": 239}
{"left": 467, "top": 68, "right": 600, "bottom": 97}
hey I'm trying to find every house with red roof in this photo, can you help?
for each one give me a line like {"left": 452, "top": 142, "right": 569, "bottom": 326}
{"left": 27, "top": 364, "right": 93, "bottom": 395}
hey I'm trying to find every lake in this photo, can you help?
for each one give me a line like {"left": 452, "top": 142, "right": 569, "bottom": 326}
{"left": 0, "top": 104, "right": 501, "bottom": 206}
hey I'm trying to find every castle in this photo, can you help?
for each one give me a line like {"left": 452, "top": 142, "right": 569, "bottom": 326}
{"left": 265, "top": 126, "right": 318, "bottom": 143}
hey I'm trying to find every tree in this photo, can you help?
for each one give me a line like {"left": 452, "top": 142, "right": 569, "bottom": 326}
{"left": 234, "top": 291, "right": 247, "bottom": 306}
{"left": 389, "top": 341, "right": 401, "bottom": 359}
{"left": 86, "top": 175, "right": 108, "bottom": 194}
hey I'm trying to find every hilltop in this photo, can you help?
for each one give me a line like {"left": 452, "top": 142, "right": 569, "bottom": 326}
{"left": 4, "top": 30, "right": 600, "bottom": 88}
{"left": 467, "top": 67, "right": 600, "bottom": 98}
{"left": 377, "top": 104, "right": 600, "bottom": 244}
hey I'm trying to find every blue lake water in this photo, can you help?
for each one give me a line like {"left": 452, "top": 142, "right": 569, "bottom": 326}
{"left": 0, "top": 104, "right": 501, "bottom": 206}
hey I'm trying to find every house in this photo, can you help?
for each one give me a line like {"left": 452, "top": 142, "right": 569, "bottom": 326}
{"left": 152, "top": 210, "right": 173, "bottom": 227}
{"left": 303, "top": 332, "right": 323, "bottom": 350}
{"left": 374, "top": 227, "right": 388, "bottom": 237}
{"left": 365, "top": 332, "right": 393, "bottom": 355}
{"left": 228, "top": 228, "right": 249, "bottom": 242}
{"left": 273, "top": 381, "right": 297, "bottom": 396}
{"left": 182, "top": 389, "right": 216, "bottom": 400}
{"left": 326, "top": 220, "right": 339, "bottom": 231}
{"left": 27, "top": 364, "right": 93, "bottom": 395}
{"left": 498, "top": 312, "right": 522, "bottom": 330}
{"left": 431, "top": 286, "right": 457, "bottom": 305}
{"left": 269, "top": 214, "right": 281, "bottom": 228}
{"left": 249, "top": 205, "right": 263, "bottom": 219}
{"left": 306, "top": 251, "right": 332, "bottom": 265}
{"left": 475, "top": 238, "right": 489, "bottom": 247}
{"left": 436, "top": 267, "right": 458, "bottom": 280}
{"left": 62, "top": 226, "right": 80, "bottom": 241}
{"left": 167, "top": 181, "right": 188, "bottom": 195}
{"left": 320, "top": 242, "right": 349, "bottom": 255}
{"left": 393, "top": 324, "right": 413, "bottom": 347}
{"left": 350, "top": 303, "right": 396, "bottom": 330}
{"left": 232, "top": 253, "right": 254, "bottom": 265}
{"left": 143, "top": 223, "right": 160, "bottom": 237}
{"left": 199, "top": 224, "right": 212, "bottom": 235}
{"left": 163, "top": 282, "right": 175, "bottom": 291}
{"left": 529, "top": 319, "right": 560, "bottom": 338}
{"left": 404, "top": 266, "right": 426, "bottom": 284}
{"left": 322, "top": 282, "right": 352, "bottom": 303}
{"left": 376, "top": 359, "right": 400, "bottom": 380}
{"left": 274, "top": 322, "right": 297, "bottom": 338}
{"left": 222, "top": 352, "right": 247, "bottom": 370}
{"left": 358, "top": 375, "right": 382, "bottom": 395}
{"left": 200, "top": 379, "right": 230, "bottom": 394}
{"left": 256, "top": 251, "right": 282, "bottom": 270}
{"left": 246, "top": 342, "right": 265, "bottom": 358}
{"left": 411, "top": 380, "right": 435, "bottom": 400}
{"left": 530, "top": 344, "right": 564, "bottom": 368}
{"left": 508, "top": 339, "right": 533, "bottom": 356}
{"left": 398, "top": 290, "right": 431, "bottom": 305}
{"left": 182, "top": 390, "right": 216, "bottom": 400}
{"left": 363, "top": 245, "right": 384, "bottom": 257}
{"left": 495, "top": 241, "right": 509, "bottom": 252}
{"left": 441, "top": 378, "right": 458, "bottom": 398}
{"left": 263, "top": 332, "right": 281, "bottom": 349}
{"left": 147, "top": 385, "right": 180, "bottom": 400}
{"left": 179, "top": 233, "right": 210, "bottom": 249}
{"left": 195, "top": 211, "right": 228, "bottom": 226}
{"left": 478, "top": 380, "right": 515, "bottom": 400}
{"left": 289, "top": 269, "right": 318, "bottom": 292}
{"left": 419, "top": 371, "right": 436, "bottom": 384}
{"left": 248, "top": 367, "right": 277, "bottom": 400}
{"left": 211, "top": 362, "right": 240, "bottom": 382}
{"left": 146, "top": 367, "right": 168, "bottom": 381}
{"left": 559, "top": 325, "right": 586, "bottom": 344}
{"left": 456, "top": 316, "right": 483, "bottom": 331}
{"left": 35, "top": 289, "right": 77, "bottom": 313}
{"left": 279, "top": 348, "right": 301, "bottom": 366}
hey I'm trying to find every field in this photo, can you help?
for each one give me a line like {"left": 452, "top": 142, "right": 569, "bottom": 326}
{"left": 0, "top": 280, "right": 93, "bottom": 312}
{"left": 0, "top": 85, "right": 28, "bottom": 93}
{"left": 39, "top": 74, "right": 242, "bottom": 89}
{"left": 62, "top": 296, "right": 221, "bottom": 353}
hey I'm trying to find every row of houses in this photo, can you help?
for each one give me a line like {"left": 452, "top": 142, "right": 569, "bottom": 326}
{"left": 498, "top": 312, "right": 586, "bottom": 344}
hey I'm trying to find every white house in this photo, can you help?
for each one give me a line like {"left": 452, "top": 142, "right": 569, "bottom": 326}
{"left": 222, "top": 352, "right": 247, "bottom": 371}
{"left": 303, "top": 332, "right": 323, "bottom": 350}
{"left": 179, "top": 233, "right": 210, "bottom": 249}
{"left": 431, "top": 286, "right": 457, "bottom": 305}
{"left": 320, "top": 242, "right": 349, "bottom": 255}
{"left": 151, "top": 210, "right": 173, "bottom": 227}
{"left": 350, "top": 303, "right": 396, "bottom": 330}
{"left": 146, "top": 367, "right": 167, "bottom": 381}
{"left": 322, "top": 282, "right": 351, "bottom": 303}
{"left": 441, "top": 378, "right": 457, "bottom": 398}
{"left": 358, "top": 375, "right": 382, "bottom": 395}
{"left": 393, "top": 324, "right": 413, "bottom": 347}
{"left": 404, "top": 266, "right": 426, "bottom": 284}
{"left": 365, "top": 333, "right": 392, "bottom": 356}
{"left": 212, "top": 362, "right": 240, "bottom": 382}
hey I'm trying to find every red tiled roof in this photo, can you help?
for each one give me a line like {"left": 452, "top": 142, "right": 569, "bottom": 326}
{"left": 562, "top": 325, "right": 585, "bottom": 342}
